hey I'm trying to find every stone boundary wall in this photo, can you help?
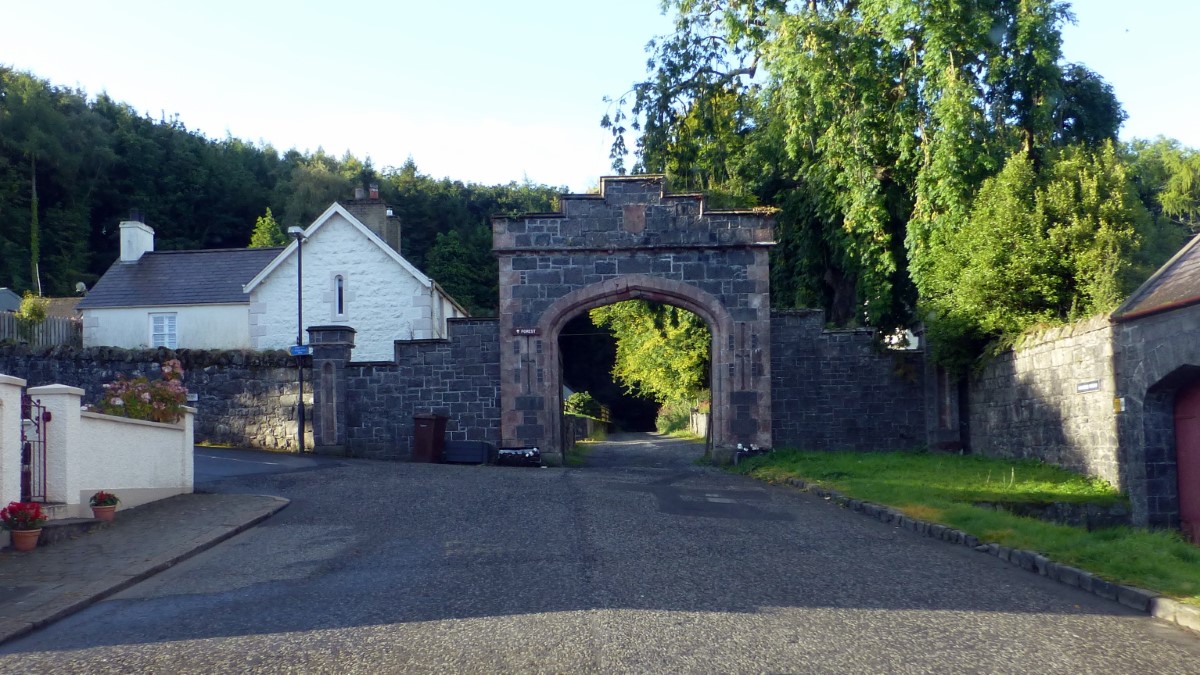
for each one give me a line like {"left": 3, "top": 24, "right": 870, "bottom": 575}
{"left": 967, "top": 315, "right": 1120, "bottom": 487}
{"left": 0, "top": 345, "right": 307, "bottom": 451}
{"left": 339, "top": 319, "right": 501, "bottom": 460}
{"left": 770, "top": 310, "right": 926, "bottom": 451}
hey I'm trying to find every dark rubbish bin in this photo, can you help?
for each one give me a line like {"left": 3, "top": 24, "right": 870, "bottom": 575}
{"left": 412, "top": 413, "right": 448, "bottom": 462}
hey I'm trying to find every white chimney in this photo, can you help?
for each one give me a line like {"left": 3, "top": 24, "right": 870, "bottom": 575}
{"left": 120, "top": 215, "right": 155, "bottom": 262}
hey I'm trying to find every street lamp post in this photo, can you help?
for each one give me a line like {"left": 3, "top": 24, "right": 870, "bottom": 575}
{"left": 287, "top": 225, "right": 307, "bottom": 453}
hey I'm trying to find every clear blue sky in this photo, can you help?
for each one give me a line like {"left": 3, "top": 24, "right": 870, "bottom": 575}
{"left": 3, "top": 1, "right": 1196, "bottom": 192}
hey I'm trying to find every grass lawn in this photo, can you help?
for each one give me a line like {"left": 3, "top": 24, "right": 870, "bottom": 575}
{"left": 732, "top": 449, "right": 1200, "bottom": 605}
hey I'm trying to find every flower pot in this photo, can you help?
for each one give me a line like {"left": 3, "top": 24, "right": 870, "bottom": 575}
{"left": 91, "top": 505, "right": 117, "bottom": 521}
{"left": 10, "top": 528, "right": 41, "bottom": 552}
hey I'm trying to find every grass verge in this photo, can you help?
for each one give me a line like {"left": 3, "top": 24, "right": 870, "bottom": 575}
{"left": 732, "top": 449, "right": 1200, "bottom": 604}
{"left": 564, "top": 442, "right": 595, "bottom": 467}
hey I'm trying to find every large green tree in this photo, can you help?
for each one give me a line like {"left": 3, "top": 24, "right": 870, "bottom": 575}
{"left": 608, "top": 1, "right": 1171, "bottom": 368}
{"left": 0, "top": 67, "right": 564, "bottom": 312}
{"left": 589, "top": 300, "right": 710, "bottom": 403}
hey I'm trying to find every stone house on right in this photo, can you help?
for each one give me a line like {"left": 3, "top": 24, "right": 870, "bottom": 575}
{"left": 967, "top": 232, "right": 1200, "bottom": 540}
{"left": 1110, "top": 233, "right": 1200, "bottom": 540}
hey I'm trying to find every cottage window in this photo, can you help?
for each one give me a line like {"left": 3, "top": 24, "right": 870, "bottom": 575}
{"left": 150, "top": 313, "right": 177, "bottom": 349}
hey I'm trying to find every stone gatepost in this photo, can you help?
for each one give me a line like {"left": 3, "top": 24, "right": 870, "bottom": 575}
{"left": 309, "top": 325, "right": 356, "bottom": 456}
{"left": 0, "top": 374, "right": 27, "bottom": 506}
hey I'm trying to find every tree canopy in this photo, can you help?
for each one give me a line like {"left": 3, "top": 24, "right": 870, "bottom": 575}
{"left": 589, "top": 300, "right": 710, "bottom": 403}
{"left": 0, "top": 67, "right": 564, "bottom": 314}
{"left": 607, "top": 1, "right": 1193, "bottom": 369}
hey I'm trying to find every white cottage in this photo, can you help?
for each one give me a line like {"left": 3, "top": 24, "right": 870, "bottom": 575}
{"left": 79, "top": 200, "right": 467, "bottom": 361}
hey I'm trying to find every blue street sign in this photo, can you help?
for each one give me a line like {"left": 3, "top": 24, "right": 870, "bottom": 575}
{"left": 289, "top": 345, "right": 313, "bottom": 357}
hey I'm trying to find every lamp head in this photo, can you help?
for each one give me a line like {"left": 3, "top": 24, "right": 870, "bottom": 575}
{"left": 287, "top": 226, "right": 306, "bottom": 241}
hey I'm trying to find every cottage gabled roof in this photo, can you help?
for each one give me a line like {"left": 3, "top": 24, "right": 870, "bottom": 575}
{"left": 1112, "top": 233, "right": 1200, "bottom": 322}
{"left": 242, "top": 202, "right": 433, "bottom": 293}
{"left": 77, "top": 247, "right": 283, "bottom": 309}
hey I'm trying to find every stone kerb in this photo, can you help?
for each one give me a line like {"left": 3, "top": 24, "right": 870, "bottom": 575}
{"left": 0, "top": 374, "right": 27, "bottom": 506}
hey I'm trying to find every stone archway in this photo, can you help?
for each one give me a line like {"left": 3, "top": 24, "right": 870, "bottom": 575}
{"left": 1139, "top": 364, "right": 1200, "bottom": 530}
{"left": 493, "top": 175, "right": 775, "bottom": 465}
{"left": 539, "top": 275, "right": 734, "bottom": 463}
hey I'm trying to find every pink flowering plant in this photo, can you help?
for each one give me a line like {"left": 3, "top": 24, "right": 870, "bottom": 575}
{"left": 97, "top": 359, "right": 188, "bottom": 424}
{"left": 1, "top": 501, "right": 47, "bottom": 531}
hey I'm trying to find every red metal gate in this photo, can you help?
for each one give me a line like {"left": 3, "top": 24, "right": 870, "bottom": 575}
{"left": 19, "top": 395, "right": 49, "bottom": 502}
{"left": 1173, "top": 382, "right": 1200, "bottom": 542}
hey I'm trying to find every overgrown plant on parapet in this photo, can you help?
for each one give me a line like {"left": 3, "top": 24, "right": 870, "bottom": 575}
{"left": 96, "top": 358, "right": 188, "bottom": 424}
{"left": 14, "top": 291, "right": 47, "bottom": 343}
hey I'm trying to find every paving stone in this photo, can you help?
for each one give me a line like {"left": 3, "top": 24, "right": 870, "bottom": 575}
{"left": 0, "top": 493, "right": 288, "bottom": 646}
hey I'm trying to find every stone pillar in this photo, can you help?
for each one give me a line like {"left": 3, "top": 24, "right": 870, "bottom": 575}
{"left": 309, "top": 325, "right": 356, "bottom": 456}
{"left": 25, "top": 384, "right": 84, "bottom": 506}
{"left": 0, "top": 374, "right": 27, "bottom": 506}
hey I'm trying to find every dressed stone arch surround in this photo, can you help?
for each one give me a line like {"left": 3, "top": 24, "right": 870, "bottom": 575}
{"left": 493, "top": 175, "right": 775, "bottom": 465}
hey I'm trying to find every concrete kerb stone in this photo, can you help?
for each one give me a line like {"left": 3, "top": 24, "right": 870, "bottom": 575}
{"left": 0, "top": 494, "right": 290, "bottom": 647}
{"left": 776, "top": 477, "right": 1200, "bottom": 637}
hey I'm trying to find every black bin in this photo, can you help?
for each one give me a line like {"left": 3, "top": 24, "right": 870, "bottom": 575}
{"left": 412, "top": 414, "right": 448, "bottom": 462}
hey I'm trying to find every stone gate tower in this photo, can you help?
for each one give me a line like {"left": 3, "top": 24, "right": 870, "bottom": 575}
{"left": 493, "top": 175, "right": 775, "bottom": 465}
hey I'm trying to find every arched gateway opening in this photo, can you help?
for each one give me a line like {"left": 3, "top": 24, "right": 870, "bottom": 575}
{"left": 493, "top": 176, "right": 775, "bottom": 466}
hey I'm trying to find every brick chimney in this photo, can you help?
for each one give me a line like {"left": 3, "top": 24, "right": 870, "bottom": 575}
{"left": 119, "top": 210, "right": 155, "bottom": 262}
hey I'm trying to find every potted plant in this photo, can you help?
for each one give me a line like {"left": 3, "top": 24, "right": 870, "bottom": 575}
{"left": 1, "top": 501, "right": 47, "bottom": 552}
{"left": 89, "top": 491, "right": 120, "bottom": 521}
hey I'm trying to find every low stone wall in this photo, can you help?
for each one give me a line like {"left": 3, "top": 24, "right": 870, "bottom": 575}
{"left": 336, "top": 319, "right": 502, "bottom": 460}
{"left": 770, "top": 310, "right": 926, "bottom": 451}
{"left": 0, "top": 345, "right": 307, "bottom": 451}
{"left": 564, "top": 414, "right": 605, "bottom": 449}
{"left": 967, "top": 316, "right": 1119, "bottom": 487}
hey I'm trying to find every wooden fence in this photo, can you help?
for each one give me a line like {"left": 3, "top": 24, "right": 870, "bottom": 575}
{"left": 0, "top": 313, "right": 82, "bottom": 348}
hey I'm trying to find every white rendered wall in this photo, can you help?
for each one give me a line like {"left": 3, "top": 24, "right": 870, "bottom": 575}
{"left": 250, "top": 212, "right": 432, "bottom": 361}
{"left": 0, "top": 374, "right": 27, "bottom": 507}
{"left": 73, "top": 410, "right": 194, "bottom": 514}
{"left": 83, "top": 305, "right": 250, "bottom": 350}
{"left": 27, "top": 383, "right": 194, "bottom": 518}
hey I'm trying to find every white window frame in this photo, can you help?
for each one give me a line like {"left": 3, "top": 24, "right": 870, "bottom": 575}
{"left": 150, "top": 312, "right": 177, "bottom": 349}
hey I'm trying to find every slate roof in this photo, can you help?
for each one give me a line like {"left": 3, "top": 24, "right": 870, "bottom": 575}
{"left": 77, "top": 247, "right": 284, "bottom": 309}
{"left": 1112, "top": 234, "right": 1200, "bottom": 322}
{"left": 0, "top": 288, "right": 21, "bottom": 312}
{"left": 43, "top": 297, "right": 81, "bottom": 318}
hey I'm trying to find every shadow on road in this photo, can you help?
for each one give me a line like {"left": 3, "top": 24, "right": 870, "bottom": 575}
{"left": 5, "top": 433, "right": 1193, "bottom": 665}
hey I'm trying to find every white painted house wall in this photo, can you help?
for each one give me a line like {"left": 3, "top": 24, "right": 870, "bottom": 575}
{"left": 83, "top": 304, "right": 250, "bottom": 350}
{"left": 248, "top": 209, "right": 465, "bottom": 361}
{"left": 0, "top": 374, "right": 26, "bottom": 509}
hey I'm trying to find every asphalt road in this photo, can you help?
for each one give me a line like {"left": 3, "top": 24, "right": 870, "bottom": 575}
{"left": 2, "top": 434, "right": 1198, "bottom": 673}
